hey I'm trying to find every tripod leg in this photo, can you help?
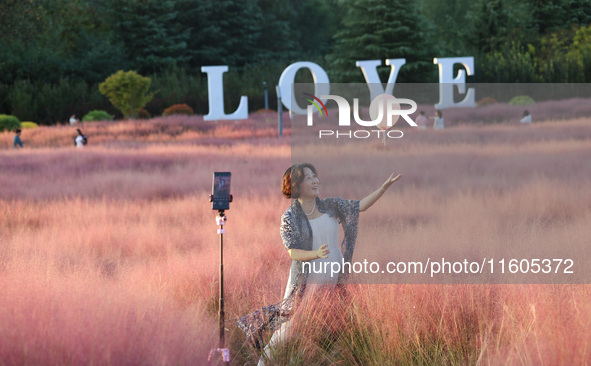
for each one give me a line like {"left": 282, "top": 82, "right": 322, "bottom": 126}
{"left": 207, "top": 349, "right": 215, "bottom": 365}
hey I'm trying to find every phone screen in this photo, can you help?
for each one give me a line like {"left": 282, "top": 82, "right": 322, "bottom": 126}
{"left": 212, "top": 172, "right": 231, "bottom": 210}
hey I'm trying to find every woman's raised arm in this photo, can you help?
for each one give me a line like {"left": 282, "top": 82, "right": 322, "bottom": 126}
{"left": 359, "top": 173, "right": 401, "bottom": 212}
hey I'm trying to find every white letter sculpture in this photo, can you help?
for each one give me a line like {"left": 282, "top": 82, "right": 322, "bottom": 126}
{"left": 202, "top": 65, "right": 248, "bottom": 121}
{"left": 279, "top": 61, "right": 330, "bottom": 115}
{"left": 433, "top": 57, "right": 476, "bottom": 109}
{"left": 356, "top": 59, "right": 407, "bottom": 102}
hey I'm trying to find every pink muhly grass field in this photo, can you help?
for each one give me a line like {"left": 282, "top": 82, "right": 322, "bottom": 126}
{"left": 0, "top": 111, "right": 291, "bottom": 150}
{"left": 1, "top": 113, "right": 590, "bottom": 365}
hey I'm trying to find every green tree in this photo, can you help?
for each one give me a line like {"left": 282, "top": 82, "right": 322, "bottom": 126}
{"left": 536, "top": 24, "right": 591, "bottom": 82}
{"left": 564, "top": 24, "right": 591, "bottom": 81}
{"left": 109, "top": 0, "right": 191, "bottom": 74}
{"left": 417, "top": 0, "right": 475, "bottom": 56}
{"left": 99, "top": 71, "right": 156, "bottom": 119}
{"left": 328, "top": 0, "right": 435, "bottom": 83}
{"left": 183, "top": 0, "right": 264, "bottom": 68}
{"left": 527, "top": 0, "right": 591, "bottom": 35}
{"left": 253, "top": 0, "right": 298, "bottom": 62}
{"left": 0, "top": 115, "right": 21, "bottom": 132}
{"left": 63, "top": 31, "right": 130, "bottom": 84}
{"left": 0, "top": 0, "right": 128, "bottom": 85}
{"left": 175, "top": 0, "right": 333, "bottom": 68}
{"left": 54, "top": 0, "right": 129, "bottom": 83}
{"left": 0, "top": 0, "right": 49, "bottom": 43}
{"left": 288, "top": 0, "right": 336, "bottom": 60}
{"left": 465, "top": 0, "right": 533, "bottom": 55}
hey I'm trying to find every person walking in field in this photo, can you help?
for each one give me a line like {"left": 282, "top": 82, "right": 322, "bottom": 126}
{"left": 13, "top": 129, "right": 23, "bottom": 148}
{"left": 432, "top": 110, "right": 444, "bottom": 129}
{"left": 415, "top": 110, "right": 429, "bottom": 130}
{"left": 237, "top": 163, "right": 402, "bottom": 366}
{"left": 520, "top": 110, "right": 532, "bottom": 124}
{"left": 75, "top": 129, "right": 87, "bottom": 148}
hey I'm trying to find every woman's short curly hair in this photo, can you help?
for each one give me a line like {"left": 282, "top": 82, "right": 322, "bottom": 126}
{"left": 282, "top": 163, "right": 317, "bottom": 199}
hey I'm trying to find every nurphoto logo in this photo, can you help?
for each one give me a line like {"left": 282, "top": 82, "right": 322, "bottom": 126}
{"left": 304, "top": 93, "right": 418, "bottom": 139}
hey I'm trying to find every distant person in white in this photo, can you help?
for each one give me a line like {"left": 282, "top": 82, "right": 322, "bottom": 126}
{"left": 520, "top": 110, "right": 532, "bottom": 124}
{"left": 75, "top": 129, "right": 85, "bottom": 148}
{"left": 415, "top": 111, "right": 429, "bottom": 130}
{"left": 69, "top": 114, "right": 77, "bottom": 125}
{"left": 432, "top": 110, "right": 444, "bottom": 129}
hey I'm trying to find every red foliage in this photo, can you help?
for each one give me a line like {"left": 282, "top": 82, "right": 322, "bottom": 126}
{"left": 477, "top": 97, "right": 498, "bottom": 106}
{"left": 138, "top": 107, "right": 151, "bottom": 119}
{"left": 163, "top": 103, "right": 194, "bottom": 116}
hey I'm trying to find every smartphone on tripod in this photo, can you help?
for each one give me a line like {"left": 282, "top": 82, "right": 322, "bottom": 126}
{"left": 211, "top": 172, "right": 231, "bottom": 210}
{"left": 208, "top": 172, "right": 232, "bottom": 365}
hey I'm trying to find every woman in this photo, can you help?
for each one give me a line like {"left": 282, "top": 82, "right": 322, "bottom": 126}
{"left": 75, "top": 129, "right": 86, "bottom": 148}
{"left": 237, "top": 163, "right": 401, "bottom": 365}
{"left": 520, "top": 110, "right": 532, "bottom": 124}
{"left": 13, "top": 129, "right": 23, "bottom": 149}
{"left": 415, "top": 110, "right": 429, "bottom": 130}
{"left": 432, "top": 110, "right": 444, "bottom": 129}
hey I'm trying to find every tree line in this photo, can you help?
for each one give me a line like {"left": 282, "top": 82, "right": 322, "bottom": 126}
{"left": 1, "top": 0, "right": 590, "bottom": 124}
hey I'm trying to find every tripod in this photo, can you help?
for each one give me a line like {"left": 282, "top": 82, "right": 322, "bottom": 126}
{"left": 207, "top": 210, "right": 231, "bottom": 366}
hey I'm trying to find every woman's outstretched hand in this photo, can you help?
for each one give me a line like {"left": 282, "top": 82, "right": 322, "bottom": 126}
{"left": 381, "top": 173, "right": 402, "bottom": 191}
{"left": 316, "top": 244, "right": 330, "bottom": 259}
{"left": 359, "top": 173, "right": 402, "bottom": 212}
